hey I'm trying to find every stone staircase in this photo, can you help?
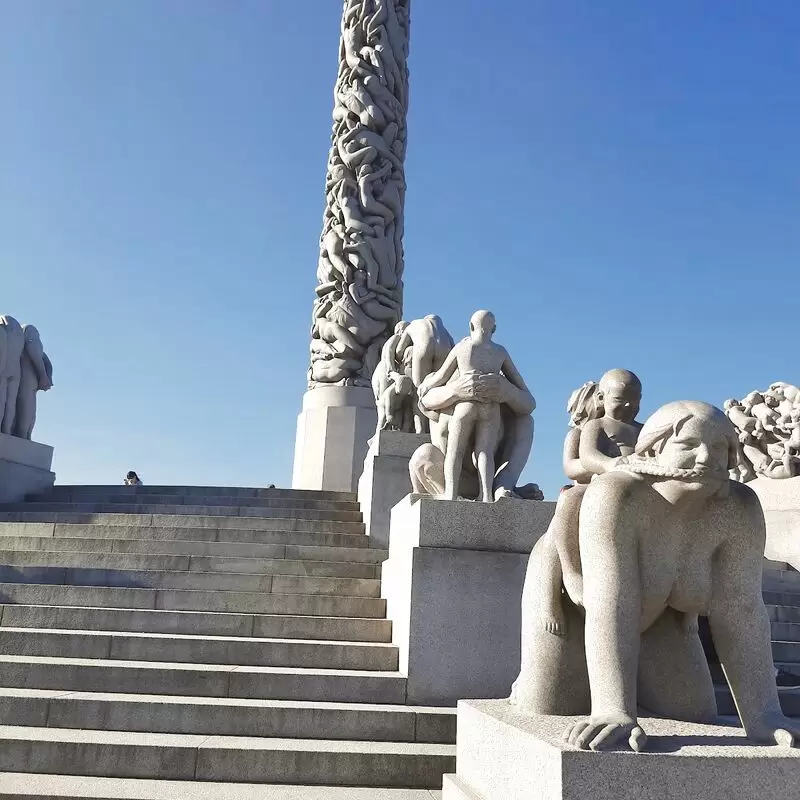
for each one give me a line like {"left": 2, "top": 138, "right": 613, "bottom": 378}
{"left": 0, "top": 485, "right": 454, "bottom": 798}
{"left": 714, "top": 559, "right": 800, "bottom": 716}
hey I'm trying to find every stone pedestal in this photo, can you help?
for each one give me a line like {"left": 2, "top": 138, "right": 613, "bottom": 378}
{"left": 357, "top": 430, "right": 430, "bottom": 549}
{"left": 750, "top": 476, "right": 800, "bottom": 572}
{"left": 381, "top": 495, "right": 555, "bottom": 706}
{"left": 0, "top": 433, "right": 55, "bottom": 503}
{"left": 443, "top": 699, "right": 800, "bottom": 800}
{"left": 292, "top": 386, "right": 377, "bottom": 493}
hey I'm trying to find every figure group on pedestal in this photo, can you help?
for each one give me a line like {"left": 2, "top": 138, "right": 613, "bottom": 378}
{"left": 309, "top": 0, "right": 411, "bottom": 389}
{"left": 370, "top": 310, "right": 543, "bottom": 502}
{"left": 372, "top": 315, "right": 454, "bottom": 435}
{"left": 511, "top": 370, "right": 800, "bottom": 752}
{"left": 0, "top": 315, "right": 52, "bottom": 441}
{"left": 725, "top": 382, "right": 800, "bottom": 480}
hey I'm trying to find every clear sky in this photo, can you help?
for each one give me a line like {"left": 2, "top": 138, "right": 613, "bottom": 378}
{"left": 2, "top": 1, "right": 798, "bottom": 498}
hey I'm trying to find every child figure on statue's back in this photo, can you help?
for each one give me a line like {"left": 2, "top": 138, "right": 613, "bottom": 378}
{"left": 420, "top": 310, "right": 530, "bottom": 502}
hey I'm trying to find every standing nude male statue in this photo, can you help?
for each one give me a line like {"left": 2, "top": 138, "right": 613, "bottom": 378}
{"left": 420, "top": 311, "right": 530, "bottom": 502}
{"left": 0, "top": 316, "right": 25, "bottom": 436}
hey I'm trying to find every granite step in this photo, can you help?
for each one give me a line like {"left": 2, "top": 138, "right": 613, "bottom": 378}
{"left": 0, "top": 505, "right": 363, "bottom": 524}
{"left": 0, "top": 584, "right": 387, "bottom": 617}
{"left": 0, "top": 726, "right": 455, "bottom": 787}
{"left": 0, "top": 606, "right": 393, "bottom": 642}
{"left": 0, "top": 628, "right": 398, "bottom": 670}
{"left": 762, "top": 590, "right": 800, "bottom": 608}
{"left": 715, "top": 684, "right": 800, "bottom": 717}
{"left": 0, "top": 626, "right": 398, "bottom": 670}
{"left": 0, "top": 524, "right": 370, "bottom": 550}
{"left": 27, "top": 494, "right": 360, "bottom": 512}
{"left": 0, "top": 773, "right": 442, "bottom": 799}
{"left": 0, "top": 535, "right": 386, "bottom": 563}
{"left": 0, "top": 565, "right": 382, "bottom": 597}
{"left": 0, "top": 654, "right": 407, "bottom": 702}
{"left": 0, "top": 689, "right": 454, "bottom": 742}
{"left": 0, "top": 550, "right": 380, "bottom": 579}
{"left": 0, "top": 516, "right": 367, "bottom": 537}
{"left": 771, "top": 640, "right": 800, "bottom": 663}
{"left": 45, "top": 486, "right": 358, "bottom": 502}
{"left": 769, "top": 621, "right": 800, "bottom": 642}
{"left": 767, "top": 604, "right": 800, "bottom": 624}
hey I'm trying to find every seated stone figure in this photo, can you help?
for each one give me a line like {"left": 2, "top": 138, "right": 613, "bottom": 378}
{"left": 514, "top": 400, "right": 800, "bottom": 752}
{"left": 536, "top": 369, "right": 645, "bottom": 636}
{"left": 420, "top": 311, "right": 529, "bottom": 502}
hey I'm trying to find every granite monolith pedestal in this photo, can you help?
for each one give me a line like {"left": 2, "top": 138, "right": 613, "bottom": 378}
{"left": 358, "top": 430, "right": 430, "bottom": 549}
{"left": 292, "top": 386, "right": 377, "bottom": 493}
{"left": 0, "top": 433, "right": 55, "bottom": 503}
{"left": 381, "top": 495, "right": 555, "bottom": 706}
{"left": 443, "top": 699, "right": 800, "bottom": 800}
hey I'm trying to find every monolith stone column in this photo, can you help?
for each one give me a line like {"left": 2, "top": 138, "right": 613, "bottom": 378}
{"left": 293, "top": 0, "right": 411, "bottom": 492}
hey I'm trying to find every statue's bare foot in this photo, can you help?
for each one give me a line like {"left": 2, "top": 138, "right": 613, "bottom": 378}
{"left": 494, "top": 487, "right": 515, "bottom": 501}
{"left": 564, "top": 715, "right": 647, "bottom": 752}
{"left": 747, "top": 713, "right": 800, "bottom": 747}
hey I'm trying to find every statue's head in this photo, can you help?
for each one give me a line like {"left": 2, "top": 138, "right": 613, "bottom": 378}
{"left": 597, "top": 369, "right": 641, "bottom": 424}
{"left": 742, "top": 391, "right": 764, "bottom": 411}
{"left": 0, "top": 315, "right": 21, "bottom": 332}
{"left": 723, "top": 398, "right": 740, "bottom": 412}
{"left": 567, "top": 381, "right": 602, "bottom": 428}
{"left": 469, "top": 310, "right": 496, "bottom": 340}
{"left": 394, "top": 321, "right": 409, "bottom": 335}
{"left": 773, "top": 383, "right": 800, "bottom": 403}
{"left": 22, "top": 324, "right": 41, "bottom": 343}
{"left": 633, "top": 401, "right": 739, "bottom": 481}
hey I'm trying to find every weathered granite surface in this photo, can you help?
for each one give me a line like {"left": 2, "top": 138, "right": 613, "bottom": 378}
{"left": 443, "top": 699, "right": 800, "bottom": 800}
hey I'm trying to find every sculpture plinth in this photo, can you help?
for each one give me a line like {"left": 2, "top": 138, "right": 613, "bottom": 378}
{"left": 357, "top": 429, "right": 429, "bottom": 548}
{"left": 292, "top": 386, "right": 377, "bottom": 493}
{"left": 381, "top": 495, "right": 554, "bottom": 705}
{"left": 0, "top": 432, "right": 55, "bottom": 503}
{"left": 444, "top": 700, "right": 800, "bottom": 800}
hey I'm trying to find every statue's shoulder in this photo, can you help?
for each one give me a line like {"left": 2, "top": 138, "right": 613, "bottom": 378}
{"left": 727, "top": 478, "right": 762, "bottom": 510}
{"left": 588, "top": 470, "right": 645, "bottom": 504}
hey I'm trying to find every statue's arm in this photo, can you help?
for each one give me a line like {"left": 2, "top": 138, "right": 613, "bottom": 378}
{"left": 579, "top": 474, "right": 642, "bottom": 722}
{"left": 490, "top": 372, "right": 534, "bottom": 416}
{"left": 0, "top": 327, "right": 7, "bottom": 376}
{"left": 499, "top": 349, "right": 534, "bottom": 403}
{"left": 708, "top": 491, "right": 785, "bottom": 735}
{"left": 25, "top": 338, "right": 49, "bottom": 387}
{"left": 420, "top": 347, "right": 459, "bottom": 392}
{"left": 578, "top": 420, "right": 618, "bottom": 475}
{"left": 42, "top": 353, "right": 53, "bottom": 388}
{"left": 563, "top": 428, "right": 592, "bottom": 482}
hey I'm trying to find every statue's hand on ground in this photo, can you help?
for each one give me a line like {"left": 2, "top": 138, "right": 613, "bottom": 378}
{"left": 747, "top": 713, "right": 800, "bottom": 747}
{"left": 564, "top": 714, "right": 647, "bottom": 752}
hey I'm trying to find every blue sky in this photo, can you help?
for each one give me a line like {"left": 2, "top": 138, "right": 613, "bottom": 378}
{"left": 2, "top": 1, "right": 798, "bottom": 498}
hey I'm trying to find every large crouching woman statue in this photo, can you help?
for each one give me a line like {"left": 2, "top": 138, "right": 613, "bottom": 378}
{"left": 513, "top": 400, "right": 800, "bottom": 752}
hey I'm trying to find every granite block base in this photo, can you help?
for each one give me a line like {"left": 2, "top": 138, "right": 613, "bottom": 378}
{"left": 443, "top": 699, "right": 800, "bottom": 800}
{"left": 0, "top": 433, "right": 55, "bottom": 503}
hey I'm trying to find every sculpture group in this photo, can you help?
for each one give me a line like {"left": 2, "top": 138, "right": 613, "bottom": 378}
{"left": 372, "top": 311, "right": 542, "bottom": 503}
{"left": 309, "top": 0, "right": 411, "bottom": 388}
{"left": 725, "top": 382, "right": 800, "bottom": 480}
{"left": 0, "top": 315, "right": 52, "bottom": 441}
{"left": 511, "top": 372, "right": 800, "bottom": 752}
